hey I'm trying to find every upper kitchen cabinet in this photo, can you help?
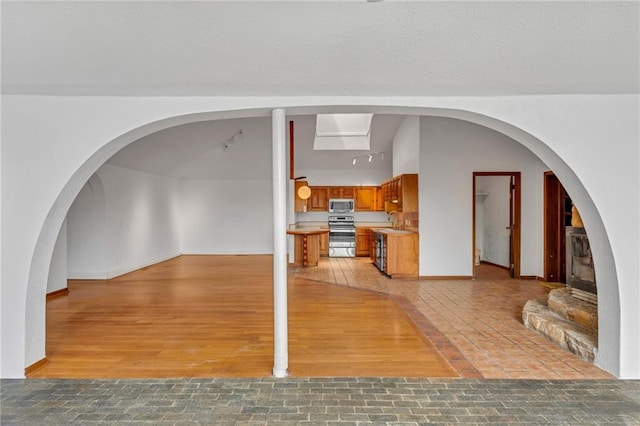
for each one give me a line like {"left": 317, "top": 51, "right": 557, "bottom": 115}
{"left": 308, "top": 186, "right": 329, "bottom": 211}
{"left": 355, "top": 186, "right": 384, "bottom": 211}
{"left": 328, "top": 186, "right": 355, "bottom": 199}
{"left": 382, "top": 174, "right": 418, "bottom": 213}
{"left": 375, "top": 186, "right": 385, "bottom": 211}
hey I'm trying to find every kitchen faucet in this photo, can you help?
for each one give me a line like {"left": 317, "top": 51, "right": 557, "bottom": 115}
{"left": 388, "top": 211, "right": 399, "bottom": 229}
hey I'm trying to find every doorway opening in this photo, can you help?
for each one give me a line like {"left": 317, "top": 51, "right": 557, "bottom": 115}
{"left": 543, "top": 171, "right": 573, "bottom": 283}
{"left": 472, "top": 172, "right": 521, "bottom": 279}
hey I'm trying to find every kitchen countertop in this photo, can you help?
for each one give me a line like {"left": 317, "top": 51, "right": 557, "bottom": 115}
{"left": 286, "top": 228, "right": 329, "bottom": 235}
{"left": 370, "top": 228, "right": 418, "bottom": 235}
{"left": 292, "top": 221, "right": 392, "bottom": 230}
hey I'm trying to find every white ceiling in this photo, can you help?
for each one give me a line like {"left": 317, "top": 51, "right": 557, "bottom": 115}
{"left": 106, "top": 114, "right": 404, "bottom": 178}
{"left": 4, "top": 1, "right": 637, "bottom": 179}
{"left": 2, "top": 1, "right": 638, "bottom": 96}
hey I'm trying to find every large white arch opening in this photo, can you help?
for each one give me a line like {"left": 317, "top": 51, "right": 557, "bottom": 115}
{"left": 17, "top": 103, "right": 625, "bottom": 379}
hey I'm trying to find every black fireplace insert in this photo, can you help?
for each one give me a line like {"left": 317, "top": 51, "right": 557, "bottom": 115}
{"left": 565, "top": 226, "right": 597, "bottom": 299}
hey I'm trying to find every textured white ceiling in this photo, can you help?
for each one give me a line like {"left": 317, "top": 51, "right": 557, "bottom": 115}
{"left": 106, "top": 114, "right": 404, "bottom": 178}
{"left": 5, "top": 1, "right": 637, "bottom": 179}
{"left": 2, "top": 1, "right": 638, "bottom": 96}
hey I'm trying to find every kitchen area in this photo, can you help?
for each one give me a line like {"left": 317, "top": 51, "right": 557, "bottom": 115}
{"left": 288, "top": 173, "right": 419, "bottom": 278}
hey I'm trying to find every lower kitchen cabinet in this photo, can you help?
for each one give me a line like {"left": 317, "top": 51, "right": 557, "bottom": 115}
{"left": 371, "top": 230, "right": 419, "bottom": 277}
{"left": 355, "top": 227, "right": 371, "bottom": 257}
{"left": 319, "top": 232, "right": 329, "bottom": 256}
{"left": 370, "top": 232, "right": 378, "bottom": 263}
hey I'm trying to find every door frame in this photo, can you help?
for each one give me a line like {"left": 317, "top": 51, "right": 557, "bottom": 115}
{"left": 543, "top": 171, "right": 570, "bottom": 283}
{"left": 472, "top": 172, "right": 521, "bottom": 278}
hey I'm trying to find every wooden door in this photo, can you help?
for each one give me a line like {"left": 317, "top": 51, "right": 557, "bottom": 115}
{"left": 508, "top": 176, "right": 520, "bottom": 278}
{"left": 472, "top": 172, "right": 521, "bottom": 278}
{"left": 544, "top": 172, "right": 571, "bottom": 283}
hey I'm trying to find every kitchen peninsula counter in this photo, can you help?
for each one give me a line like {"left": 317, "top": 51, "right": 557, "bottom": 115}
{"left": 286, "top": 228, "right": 329, "bottom": 267}
{"left": 370, "top": 228, "right": 419, "bottom": 277}
{"left": 286, "top": 228, "right": 329, "bottom": 235}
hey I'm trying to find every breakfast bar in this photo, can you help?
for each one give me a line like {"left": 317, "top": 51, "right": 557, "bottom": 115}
{"left": 286, "top": 228, "right": 329, "bottom": 267}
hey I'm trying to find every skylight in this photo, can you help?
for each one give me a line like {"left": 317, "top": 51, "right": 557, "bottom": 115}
{"left": 313, "top": 113, "right": 373, "bottom": 150}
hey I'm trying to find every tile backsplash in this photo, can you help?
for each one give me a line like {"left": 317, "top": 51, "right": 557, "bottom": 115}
{"left": 394, "top": 212, "right": 419, "bottom": 231}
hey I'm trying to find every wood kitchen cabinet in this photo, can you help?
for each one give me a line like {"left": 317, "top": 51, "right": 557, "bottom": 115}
{"left": 355, "top": 227, "right": 371, "bottom": 257}
{"left": 370, "top": 229, "right": 419, "bottom": 277}
{"left": 370, "top": 232, "right": 378, "bottom": 263}
{"left": 355, "top": 186, "right": 384, "bottom": 211}
{"left": 319, "top": 232, "right": 329, "bottom": 256}
{"left": 381, "top": 174, "right": 418, "bottom": 213}
{"left": 355, "top": 187, "right": 375, "bottom": 211}
{"left": 328, "top": 186, "right": 355, "bottom": 198}
{"left": 374, "top": 186, "right": 385, "bottom": 211}
{"left": 308, "top": 186, "right": 329, "bottom": 211}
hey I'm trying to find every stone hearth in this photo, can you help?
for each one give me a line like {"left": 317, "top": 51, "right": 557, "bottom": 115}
{"left": 522, "top": 287, "right": 598, "bottom": 362}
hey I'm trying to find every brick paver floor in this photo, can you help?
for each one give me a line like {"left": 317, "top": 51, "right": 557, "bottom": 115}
{"left": 2, "top": 378, "right": 639, "bottom": 425}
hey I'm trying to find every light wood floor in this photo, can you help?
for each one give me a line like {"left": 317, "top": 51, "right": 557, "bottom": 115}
{"left": 33, "top": 255, "right": 456, "bottom": 379}
{"left": 474, "top": 262, "right": 511, "bottom": 280}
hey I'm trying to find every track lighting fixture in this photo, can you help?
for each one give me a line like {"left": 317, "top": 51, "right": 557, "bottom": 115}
{"left": 351, "top": 151, "right": 387, "bottom": 166}
{"left": 219, "top": 129, "right": 243, "bottom": 152}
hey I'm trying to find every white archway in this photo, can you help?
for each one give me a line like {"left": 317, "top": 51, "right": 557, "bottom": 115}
{"left": 23, "top": 105, "right": 621, "bottom": 377}
{"left": 66, "top": 174, "right": 108, "bottom": 279}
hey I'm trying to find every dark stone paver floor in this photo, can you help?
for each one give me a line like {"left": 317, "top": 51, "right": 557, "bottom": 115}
{"left": 2, "top": 378, "right": 640, "bottom": 425}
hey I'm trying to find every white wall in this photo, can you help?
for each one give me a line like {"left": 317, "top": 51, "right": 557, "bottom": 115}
{"left": 419, "top": 116, "right": 548, "bottom": 277}
{"left": 46, "top": 219, "right": 67, "bottom": 293}
{"left": 298, "top": 169, "right": 391, "bottom": 187}
{"left": 392, "top": 116, "right": 420, "bottom": 175}
{"left": 476, "top": 175, "right": 511, "bottom": 267}
{"left": 1, "top": 95, "right": 637, "bottom": 378}
{"left": 67, "top": 175, "right": 108, "bottom": 279}
{"left": 180, "top": 179, "right": 274, "bottom": 254}
{"left": 96, "top": 164, "right": 181, "bottom": 277}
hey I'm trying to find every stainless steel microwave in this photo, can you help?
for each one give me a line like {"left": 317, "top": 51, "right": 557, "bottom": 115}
{"left": 328, "top": 198, "right": 355, "bottom": 213}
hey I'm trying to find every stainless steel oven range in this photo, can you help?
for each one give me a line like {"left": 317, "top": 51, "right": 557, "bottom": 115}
{"left": 328, "top": 215, "right": 355, "bottom": 257}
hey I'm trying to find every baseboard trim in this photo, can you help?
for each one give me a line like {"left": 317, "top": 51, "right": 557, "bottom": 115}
{"left": 107, "top": 253, "right": 182, "bottom": 279}
{"left": 46, "top": 288, "right": 69, "bottom": 300}
{"left": 520, "top": 275, "right": 545, "bottom": 281}
{"left": 25, "top": 357, "right": 48, "bottom": 376}
{"left": 68, "top": 271, "right": 108, "bottom": 280}
{"left": 480, "top": 260, "right": 510, "bottom": 270}
{"left": 69, "top": 253, "right": 181, "bottom": 281}
{"left": 420, "top": 275, "right": 473, "bottom": 280}
{"left": 181, "top": 252, "right": 273, "bottom": 256}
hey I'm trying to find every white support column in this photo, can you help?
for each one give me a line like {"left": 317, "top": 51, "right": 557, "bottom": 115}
{"left": 272, "top": 108, "right": 289, "bottom": 377}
